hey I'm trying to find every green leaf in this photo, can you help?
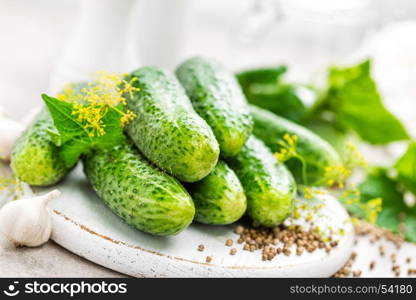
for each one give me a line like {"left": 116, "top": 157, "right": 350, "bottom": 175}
{"left": 359, "top": 168, "right": 406, "bottom": 208}
{"left": 323, "top": 60, "right": 409, "bottom": 144}
{"left": 42, "top": 94, "right": 126, "bottom": 168}
{"left": 358, "top": 168, "right": 416, "bottom": 243}
{"left": 395, "top": 142, "right": 416, "bottom": 195}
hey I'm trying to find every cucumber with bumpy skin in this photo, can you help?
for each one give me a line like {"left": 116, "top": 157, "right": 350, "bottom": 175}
{"left": 250, "top": 105, "right": 341, "bottom": 184}
{"left": 125, "top": 66, "right": 219, "bottom": 183}
{"left": 187, "top": 160, "right": 246, "bottom": 225}
{"left": 176, "top": 57, "right": 253, "bottom": 157}
{"left": 83, "top": 142, "right": 195, "bottom": 236}
{"left": 226, "top": 136, "right": 296, "bottom": 227}
{"left": 11, "top": 108, "right": 69, "bottom": 186}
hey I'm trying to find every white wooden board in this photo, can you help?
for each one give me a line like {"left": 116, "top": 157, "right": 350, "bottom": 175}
{"left": 34, "top": 165, "right": 354, "bottom": 277}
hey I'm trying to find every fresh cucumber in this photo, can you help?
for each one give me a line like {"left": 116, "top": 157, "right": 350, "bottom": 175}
{"left": 187, "top": 160, "right": 246, "bottom": 225}
{"left": 176, "top": 57, "right": 253, "bottom": 157}
{"left": 125, "top": 66, "right": 219, "bottom": 183}
{"left": 226, "top": 136, "right": 296, "bottom": 227}
{"left": 250, "top": 105, "right": 341, "bottom": 184}
{"left": 236, "top": 67, "right": 315, "bottom": 123}
{"left": 11, "top": 108, "right": 69, "bottom": 186}
{"left": 83, "top": 142, "right": 195, "bottom": 236}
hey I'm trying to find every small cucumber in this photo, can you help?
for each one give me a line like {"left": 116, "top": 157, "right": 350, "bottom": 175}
{"left": 187, "top": 160, "right": 247, "bottom": 225}
{"left": 83, "top": 142, "right": 195, "bottom": 236}
{"left": 176, "top": 57, "right": 253, "bottom": 157}
{"left": 226, "top": 136, "right": 296, "bottom": 227}
{"left": 250, "top": 105, "right": 341, "bottom": 184}
{"left": 11, "top": 109, "right": 69, "bottom": 186}
{"left": 125, "top": 66, "right": 219, "bottom": 183}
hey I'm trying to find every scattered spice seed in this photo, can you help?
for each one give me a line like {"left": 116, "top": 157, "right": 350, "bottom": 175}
{"left": 232, "top": 224, "right": 336, "bottom": 262}
{"left": 230, "top": 248, "right": 237, "bottom": 255}
{"left": 378, "top": 245, "right": 385, "bottom": 256}
{"left": 197, "top": 244, "right": 204, "bottom": 252}
{"left": 206, "top": 256, "right": 212, "bottom": 263}
{"left": 408, "top": 269, "right": 416, "bottom": 275}
{"left": 370, "top": 261, "right": 376, "bottom": 270}
{"left": 234, "top": 225, "right": 244, "bottom": 235}
{"left": 332, "top": 254, "right": 361, "bottom": 278}
{"left": 353, "top": 271, "right": 362, "bottom": 277}
{"left": 355, "top": 221, "right": 403, "bottom": 249}
{"left": 406, "top": 257, "right": 411, "bottom": 264}
{"left": 225, "top": 239, "right": 233, "bottom": 247}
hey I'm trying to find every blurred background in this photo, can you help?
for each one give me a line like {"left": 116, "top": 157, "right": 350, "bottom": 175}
{"left": 1, "top": 0, "right": 416, "bottom": 128}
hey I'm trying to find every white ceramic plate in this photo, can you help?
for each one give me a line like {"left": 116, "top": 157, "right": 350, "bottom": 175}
{"left": 34, "top": 165, "right": 354, "bottom": 278}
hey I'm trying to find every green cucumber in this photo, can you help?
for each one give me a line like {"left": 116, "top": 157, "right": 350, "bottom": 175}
{"left": 250, "top": 105, "right": 341, "bottom": 184}
{"left": 236, "top": 67, "right": 314, "bottom": 122}
{"left": 226, "top": 136, "right": 296, "bottom": 227}
{"left": 125, "top": 66, "right": 219, "bottom": 183}
{"left": 11, "top": 108, "right": 69, "bottom": 186}
{"left": 187, "top": 160, "right": 246, "bottom": 225}
{"left": 176, "top": 57, "right": 253, "bottom": 157}
{"left": 83, "top": 142, "right": 195, "bottom": 236}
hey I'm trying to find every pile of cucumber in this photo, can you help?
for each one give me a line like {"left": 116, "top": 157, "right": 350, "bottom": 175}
{"left": 10, "top": 57, "right": 340, "bottom": 236}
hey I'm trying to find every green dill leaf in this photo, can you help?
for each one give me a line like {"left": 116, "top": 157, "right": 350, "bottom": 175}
{"left": 358, "top": 168, "right": 416, "bottom": 242}
{"left": 42, "top": 93, "right": 126, "bottom": 168}
{"left": 323, "top": 60, "right": 409, "bottom": 144}
{"left": 403, "top": 215, "right": 416, "bottom": 243}
{"left": 359, "top": 168, "right": 405, "bottom": 208}
{"left": 395, "top": 142, "right": 416, "bottom": 195}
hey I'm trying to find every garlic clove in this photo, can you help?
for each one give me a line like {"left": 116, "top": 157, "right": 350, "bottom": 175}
{"left": 0, "top": 190, "right": 60, "bottom": 247}
{"left": 0, "top": 117, "right": 25, "bottom": 162}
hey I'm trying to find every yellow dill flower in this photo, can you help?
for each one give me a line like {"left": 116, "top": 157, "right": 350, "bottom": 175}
{"left": 120, "top": 110, "right": 136, "bottom": 126}
{"left": 0, "top": 174, "right": 24, "bottom": 199}
{"left": 313, "top": 189, "right": 326, "bottom": 195}
{"left": 121, "top": 77, "right": 140, "bottom": 99}
{"left": 304, "top": 187, "right": 313, "bottom": 199}
{"left": 322, "top": 164, "right": 352, "bottom": 188}
{"left": 366, "top": 198, "right": 382, "bottom": 224}
{"left": 293, "top": 209, "right": 300, "bottom": 220}
{"left": 55, "top": 71, "right": 138, "bottom": 137}
{"left": 274, "top": 134, "right": 299, "bottom": 163}
{"left": 344, "top": 142, "right": 367, "bottom": 169}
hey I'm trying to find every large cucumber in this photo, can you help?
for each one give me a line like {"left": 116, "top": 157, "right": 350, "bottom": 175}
{"left": 226, "top": 136, "right": 296, "bottom": 227}
{"left": 250, "top": 105, "right": 341, "bottom": 184}
{"left": 11, "top": 108, "right": 69, "bottom": 186}
{"left": 176, "top": 57, "right": 253, "bottom": 157}
{"left": 187, "top": 160, "right": 246, "bottom": 225}
{"left": 125, "top": 67, "right": 219, "bottom": 183}
{"left": 83, "top": 142, "right": 195, "bottom": 236}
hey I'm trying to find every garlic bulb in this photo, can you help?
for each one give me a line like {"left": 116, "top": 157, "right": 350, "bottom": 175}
{"left": 0, "top": 190, "right": 60, "bottom": 247}
{"left": 0, "top": 115, "right": 25, "bottom": 162}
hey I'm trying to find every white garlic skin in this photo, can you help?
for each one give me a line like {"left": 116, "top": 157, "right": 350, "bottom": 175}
{"left": 0, "top": 117, "right": 25, "bottom": 162}
{"left": 0, "top": 190, "right": 60, "bottom": 247}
